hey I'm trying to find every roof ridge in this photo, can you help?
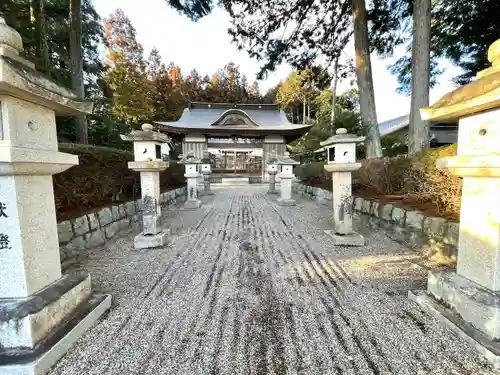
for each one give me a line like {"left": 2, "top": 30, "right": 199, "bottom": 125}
{"left": 188, "top": 102, "right": 278, "bottom": 110}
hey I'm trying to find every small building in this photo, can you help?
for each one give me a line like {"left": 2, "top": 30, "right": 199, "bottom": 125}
{"left": 156, "top": 102, "right": 311, "bottom": 178}
{"left": 314, "top": 114, "right": 458, "bottom": 156}
{"left": 378, "top": 114, "right": 458, "bottom": 146}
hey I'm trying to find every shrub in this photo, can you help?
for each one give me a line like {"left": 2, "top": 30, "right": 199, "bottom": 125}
{"left": 54, "top": 143, "right": 185, "bottom": 220}
{"left": 354, "top": 155, "right": 412, "bottom": 195}
{"left": 296, "top": 144, "right": 461, "bottom": 218}
{"left": 404, "top": 144, "right": 461, "bottom": 217}
{"left": 295, "top": 162, "right": 331, "bottom": 188}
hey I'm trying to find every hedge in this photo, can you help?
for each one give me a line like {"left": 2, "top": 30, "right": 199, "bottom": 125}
{"left": 54, "top": 143, "right": 185, "bottom": 220}
{"left": 294, "top": 144, "right": 461, "bottom": 219}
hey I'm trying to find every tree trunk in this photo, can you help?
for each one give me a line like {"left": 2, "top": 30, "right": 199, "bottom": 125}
{"left": 30, "top": 0, "right": 49, "bottom": 71}
{"left": 352, "top": 0, "right": 382, "bottom": 158}
{"left": 69, "top": 0, "right": 88, "bottom": 144}
{"left": 302, "top": 99, "right": 306, "bottom": 124}
{"left": 331, "top": 55, "right": 339, "bottom": 124}
{"left": 409, "top": 0, "right": 431, "bottom": 155}
{"left": 307, "top": 100, "right": 311, "bottom": 122}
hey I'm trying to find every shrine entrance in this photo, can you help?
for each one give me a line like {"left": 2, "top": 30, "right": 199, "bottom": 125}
{"left": 207, "top": 137, "right": 263, "bottom": 177}
{"left": 156, "top": 102, "right": 312, "bottom": 181}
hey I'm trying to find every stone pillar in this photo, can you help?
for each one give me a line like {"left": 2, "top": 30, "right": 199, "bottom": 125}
{"left": 267, "top": 150, "right": 279, "bottom": 194}
{"left": 0, "top": 18, "right": 111, "bottom": 375}
{"left": 262, "top": 135, "right": 286, "bottom": 181}
{"left": 180, "top": 152, "right": 202, "bottom": 210}
{"left": 201, "top": 150, "right": 214, "bottom": 196}
{"left": 120, "top": 124, "right": 170, "bottom": 249}
{"left": 409, "top": 38, "right": 500, "bottom": 368}
{"left": 321, "top": 128, "right": 365, "bottom": 246}
{"left": 276, "top": 152, "right": 299, "bottom": 206}
{"left": 182, "top": 134, "right": 207, "bottom": 158}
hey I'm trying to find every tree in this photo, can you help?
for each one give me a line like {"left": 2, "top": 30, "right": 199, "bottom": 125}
{"left": 408, "top": 0, "right": 431, "bottom": 155}
{"left": 352, "top": 0, "right": 382, "bottom": 158}
{"left": 104, "top": 9, "right": 152, "bottom": 128}
{"left": 30, "top": 0, "right": 49, "bottom": 71}
{"left": 374, "top": 0, "right": 500, "bottom": 90}
{"left": 164, "top": 0, "right": 384, "bottom": 158}
{"left": 70, "top": 0, "right": 88, "bottom": 143}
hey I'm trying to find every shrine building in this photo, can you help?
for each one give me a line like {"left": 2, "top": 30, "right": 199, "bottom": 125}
{"left": 156, "top": 102, "right": 311, "bottom": 178}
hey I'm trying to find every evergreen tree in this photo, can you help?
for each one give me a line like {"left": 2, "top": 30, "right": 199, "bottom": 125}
{"left": 104, "top": 8, "right": 151, "bottom": 129}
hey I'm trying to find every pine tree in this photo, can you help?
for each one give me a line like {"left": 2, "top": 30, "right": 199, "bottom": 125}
{"left": 104, "top": 8, "right": 151, "bottom": 129}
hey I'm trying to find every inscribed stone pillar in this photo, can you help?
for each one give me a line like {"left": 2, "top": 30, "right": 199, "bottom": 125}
{"left": 321, "top": 128, "right": 365, "bottom": 246}
{"left": 262, "top": 135, "right": 286, "bottom": 181}
{"left": 0, "top": 18, "right": 111, "bottom": 375}
{"left": 276, "top": 152, "right": 299, "bottom": 206}
{"left": 267, "top": 150, "right": 279, "bottom": 194}
{"left": 180, "top": 152, "right": 202, "bottom": 209}
{"left": 200, "top": 150, "right": 214, "bottom": 196}
{"left": 409, "top": 38, "right": 500, "bottom": 367}
{"left": 120, "top": 124, "right": 170, "bottom": 249}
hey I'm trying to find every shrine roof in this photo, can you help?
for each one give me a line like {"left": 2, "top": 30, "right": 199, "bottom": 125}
{"left": 155, "top": 102, "right": 311, "bottom": 137}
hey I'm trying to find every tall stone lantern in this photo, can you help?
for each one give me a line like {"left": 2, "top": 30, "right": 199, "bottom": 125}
{"left": 200, "top": 150, "right": 214, "bottom": 196}
{"left": 267, "top": 150, "right": 279, "bottom": 194}
{"left": 120, "top": 123, "right": 170, "bottom": 249}
{"left": 276, "top": 152, "right": 299, "bottom": 206}
{"left": 321, "top": 128, "right": 365, "bottom": 246}
{"left": 410, "top": 39, "right": 500, "bottom": 367}
{"left": 0, "top": 18, "right": 111, "bottom": 374}
{"left": 179, "top": 151, "right": 202, "bottom": 209}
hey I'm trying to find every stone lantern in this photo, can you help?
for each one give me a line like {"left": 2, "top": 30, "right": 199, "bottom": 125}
{"left": 408, "top": 39, "right": 500, "bottom": 366}
{"left": 120, "top": 124, "right": 170, "bottom": 249}
{"left": 266, "top": 150, "right": 279, "bottom": 194}
{"left": 0, "top": 18, "right": 111, "bottom": 374}
{"left": 321, "top": 128, "right": 366, "bottom": 246}
{"left": 179, "top": 151, "right": 202, "bottom": 209}
{"left": 200, "top": 150, "right": 214, "bottom": 196}
{"left": 276, "top": 152, "right": 299, "bottom": 206}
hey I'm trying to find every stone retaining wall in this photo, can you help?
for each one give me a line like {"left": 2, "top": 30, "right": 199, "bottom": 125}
{"left": 293, "top": 182, "right": 458, "bottom": 258}
{"left": 58, "top": 186, "right": 187, "bottom": 265}
{"left": 292, "top": 182, "right": 333, "bottom": 205}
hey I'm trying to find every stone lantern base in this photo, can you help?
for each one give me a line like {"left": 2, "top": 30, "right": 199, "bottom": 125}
{"left": 181, "top": 199, "right": 202, "bottom": 210}
{"left": 324, "top": 230, "right": 365, "bottom": 247}
{"left": 409, "top": 275, "right": 500, "bottom": 369}
{"left": 0, "top": 273, "right": 111, "bottom": 375}
{"left": 277, "top": 197, "right": 296, "bottom": 206}
{"left": 134, "top": 231, "right": 169, "bottom": 249}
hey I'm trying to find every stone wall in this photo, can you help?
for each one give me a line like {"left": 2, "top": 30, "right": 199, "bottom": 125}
{"left": 293, "top": 182, "right": 458, "bottom": 258}
{"left": 292, "top": 182, "right": 333, "bottom": 205}
{"left": 58, "top": 186, "right": 187, "bottom": 265}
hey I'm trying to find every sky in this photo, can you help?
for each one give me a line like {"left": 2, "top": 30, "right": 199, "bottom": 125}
{"left": 94, "top": 0, "right": 464, "bottom": 123}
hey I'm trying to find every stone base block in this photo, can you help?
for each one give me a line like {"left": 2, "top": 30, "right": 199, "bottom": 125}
{"left": 181, "top": 199, "right": 202, "bottom": 210}
{"left": 324, "top": 230, "right": 365, "bottom": 246}
{"left": 0, "top": 273, "right": 91, "bottom": 351}
{"left": 267, "top": 189, "right": 278, "bottom": 195}
{"left": 134, "top": 231, "right": 168, "bottom": 249}
{"left": 277, "top": 198, "right": 296, "bottom": 206}
{"left": 427, "top": 271, "right": 500, "bottom": 340}
{"left": 409, "top": 290, "right": 500, "bottom": 369}
{"left": 0, "top": 274, "right": 111, "bottom": 375}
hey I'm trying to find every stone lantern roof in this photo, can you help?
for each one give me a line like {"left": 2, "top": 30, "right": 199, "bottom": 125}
{"left": 421, "top": 39, "right": 500, "bottom": 122}
{"left": 320, "top": 128, "right": 366, "bottom": 147}
{"left": 277, "top": 152, "right": 299, "bottom": 165}
{"left": 120, "top": 123, "right": 171, "bottom": 142}
{"left": 0, "top": 17, "right": 93, "bottom": 115}
{"left": 178, "top": 151, "right": 201, "bottom": 164}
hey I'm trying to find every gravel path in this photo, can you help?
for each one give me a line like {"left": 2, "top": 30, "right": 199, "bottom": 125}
{"left": 50, "top": 186, "right": 496, "bottom": 375}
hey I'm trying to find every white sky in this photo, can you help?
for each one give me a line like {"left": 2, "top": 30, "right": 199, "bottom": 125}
{"left": 94, "top": 0, "right": 463, "bottom": 122}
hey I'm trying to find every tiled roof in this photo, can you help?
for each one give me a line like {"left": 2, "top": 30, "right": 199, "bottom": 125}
{"left": 155, "top": 102, "right": 310, "bottom": 132}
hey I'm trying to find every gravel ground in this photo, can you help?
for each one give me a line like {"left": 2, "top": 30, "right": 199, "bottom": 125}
{"left": 50, "top": 186, "right": 496, "bottom": 375}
